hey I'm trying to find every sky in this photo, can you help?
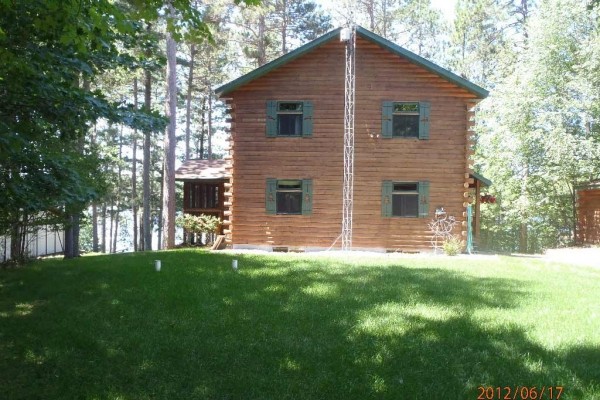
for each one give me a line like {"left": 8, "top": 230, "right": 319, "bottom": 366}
{"left": 316, "top": 0, "right": 458, "bottom": 25}
{"left": 431, "top": 0, "right": 457, "bottom": 21}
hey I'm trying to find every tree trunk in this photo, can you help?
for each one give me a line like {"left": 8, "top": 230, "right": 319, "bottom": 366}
{"left": 519, "top": 168, "right": 529, "bottom": 253}
{"left": 518, "top": 0, "right": 530, "bottom": 43}
{"left": 109, "top": 206, "right": 114, "bottom": 253}
{"left": 72, "top": 213, "right": 80, "bottom": 257}
{"left": 185, "top": 44, "right": 196, "bottom": 161}
{"left": 142, "top": 59, "right": 153, "bottom": 251}
{"left": 570, "top": 181, "right": 578, "bottom": 245}
{"left": 112, "top": 124, "right": 123, "bottom": 253}
{"left": 63, "top": 207, "right": 81, "bottom": 259}
{"left": 64, "top": 214, "right": 73, "bottom": 258}
{"left": 64, "top": 210, "right": 82, "bottom": 258}
{"left": 10, "top": 213, "right": 24, "bottom": 262}
{"left": 200, "top": 97, "right": 206, "bottom": 158}
{"left": 92, "top": 204, "right": 99, "bottom": 252}
{"left": 101, "top": 203, "right": 107, "bottom": 253}
{"left": 64, "top": 77, "right": 88, "bottom": 259}
{"left": 162, "top": 21, "right": 177, "bottom": 250}
{"left": 20, "top": 213, "right": 28, "bottom": 258}
{"left": 112, "top": 212, "right": 119, "bottom": 252}
{"left": 208, "top": 91, "right": 213, "bottom": 159}
{"left": 365, "top": 0, "right": 375, "bottom": 32}
{"left": 381, "top": 0, "right": 388, "bottom": 38}
{"left": 205, "top": 51, "right": 214, "bottom": 160}
{"left": 139, "top": 217, "right": 144, "bottom": 251}
{"left": 64, "top": 212, "right": 80, "bottom": 259}
{"left": 91, "top": 124, "right": 99, "bottom": 252}
{"left": 281, "top": 0, "right": 288, "bottom": 54}
{"left": 461, "top": 30, "right": 467, "bottom": 76}
{"left": 132, "top": 77, "right": 139, "bottom": 252}
{"left": 257, "top": 14, "right": 267, "bottom": 66}
{"left": 158, "top": 163, "right": 165, "bottom": 250}
{"left": 519, "top": 223, "right": 528, "bottom": 253}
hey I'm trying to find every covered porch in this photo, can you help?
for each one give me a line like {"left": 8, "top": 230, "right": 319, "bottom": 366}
{"left": 175, "top": 159, "right": 231, "bottom": 238}
{"left": 469, "top": 171, "right": 492, "bottom": 250}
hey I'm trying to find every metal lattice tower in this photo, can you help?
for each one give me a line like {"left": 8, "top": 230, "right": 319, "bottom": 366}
{"left": 341, "top": 25, "right": 356, "bottom": 251}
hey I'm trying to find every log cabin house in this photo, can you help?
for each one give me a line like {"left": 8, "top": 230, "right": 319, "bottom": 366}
{"left": 175, "top": 159, "right": 229, "bottom": 237}
{"left": 181, "top": 26, "right": 490, "bottom": 252}
{"left": 576, "top": 181, "right": 600, "bottom": 245}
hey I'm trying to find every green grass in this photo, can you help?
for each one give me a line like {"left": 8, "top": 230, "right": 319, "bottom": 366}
{"left": 1, "top": 250, "right": 599, "bottom": 400}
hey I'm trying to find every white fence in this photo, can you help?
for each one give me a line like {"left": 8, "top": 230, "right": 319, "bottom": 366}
{"left": 1, "top": 226, "right": 64, "bottom": 262}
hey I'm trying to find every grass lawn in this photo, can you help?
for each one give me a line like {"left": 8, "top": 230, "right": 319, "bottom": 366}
{"left": 1, "top": 250, "right": 599, "bottom": 400}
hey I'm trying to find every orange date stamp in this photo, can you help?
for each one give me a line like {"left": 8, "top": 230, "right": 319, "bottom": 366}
{"left": 477, "top": 386, "right": 563, "bottom": 400}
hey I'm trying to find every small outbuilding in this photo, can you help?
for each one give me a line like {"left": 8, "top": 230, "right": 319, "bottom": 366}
{"left": 576, "top": 181, "right": 600, "bottom": 245}
{"left": 175, "top": 159, "right": 230, "bottom": 235}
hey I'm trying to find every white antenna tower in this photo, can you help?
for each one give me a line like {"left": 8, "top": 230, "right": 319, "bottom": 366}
{"left": 340, "top": 17, "right": 356, "bottom": 251}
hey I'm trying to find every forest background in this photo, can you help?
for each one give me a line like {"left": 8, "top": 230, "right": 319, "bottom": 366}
{"left": 1, "top": 0, "right": 599, "bottom": 259}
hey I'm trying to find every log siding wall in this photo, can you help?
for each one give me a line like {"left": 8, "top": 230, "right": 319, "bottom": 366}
{"left": 223, "top": 38, "right": 479, "bottom": 251}
{"left": 576, "top": 188, "right": 600, "bottom": 245}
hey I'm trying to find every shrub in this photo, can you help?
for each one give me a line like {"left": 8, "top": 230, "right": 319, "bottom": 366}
{"left": 442, "top": 235, "right": 464, "bottom": 256}
{"left": 176, "top": 214, "right": 220, "bottom": 237}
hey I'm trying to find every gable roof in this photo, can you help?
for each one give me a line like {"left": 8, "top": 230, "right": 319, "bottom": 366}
{"left": 215, "top": 26, "right": 489, "bottom": 99}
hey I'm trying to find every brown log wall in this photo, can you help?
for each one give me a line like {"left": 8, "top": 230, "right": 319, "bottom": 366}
{"left": 577, "top": 188, "right": 600, "bottom": 245}
{"left": 223, "top": 37, "right": 479, "bottom": 251}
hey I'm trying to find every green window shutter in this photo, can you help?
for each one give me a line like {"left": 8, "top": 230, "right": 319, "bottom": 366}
{"left": 382, "top": 101, "right": 393, "bottom": 138}
{"left": 302, "top": 179, "right": 313, "bottom": 215}
{"left": 266, "top": 178, "right": 277, "bottom": 214}
{"left": 381, "top": 180, "right": 393, "bottom": 217}
{"left": 302, "top": 101, "right": 313, "bottom": 137}
{"left": 266, "top": 100, "right": 277, "bottom": 137}
{"left": 419, "top": 101, "right": 430, "bottom": 140}
{"left": 418, "top": 181, "right": 430, "bottom": 218}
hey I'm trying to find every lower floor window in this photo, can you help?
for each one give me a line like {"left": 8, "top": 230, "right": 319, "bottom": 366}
{"left": 382, "top": 180, "right": 429, "bottom": 218}
{"left": 266, "top": 178, "right": 313, "bottom": 215}
{"left": 392, "top": 183, "right": 419, "bottom": 217}
{"left": 276, "top": 180, "right": 302, "bottom": 214}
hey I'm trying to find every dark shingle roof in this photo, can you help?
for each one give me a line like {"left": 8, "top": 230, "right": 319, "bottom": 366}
{"left": 470, "top": 172, "right": 492, "bottom": 187}
{"left": 175, "top": 159, "right": 230, "bottom": 181}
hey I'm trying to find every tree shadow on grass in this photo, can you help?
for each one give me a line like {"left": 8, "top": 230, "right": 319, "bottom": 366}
{"left": 0, "top": 251, "right": 598, "bottom": 399}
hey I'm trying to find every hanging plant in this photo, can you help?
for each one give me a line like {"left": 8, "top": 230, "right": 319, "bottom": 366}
{"left": 480, "top": 194, "right": 497, "bottom": 204}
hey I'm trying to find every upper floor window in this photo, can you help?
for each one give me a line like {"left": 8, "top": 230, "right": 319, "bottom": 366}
{"left": 382, "top": 101, "right": 430, "bottom": 140}
{"left": 393, "top": 103, "right": 419, "bottom": 138}
{"left": 278, "top": 102, "right": 303, "bottom": 136}
{"left": 266, "top": 100, "right": 313, "bottom": 137}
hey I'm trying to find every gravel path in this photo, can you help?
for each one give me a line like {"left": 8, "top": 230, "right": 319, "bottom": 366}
{"left": 219, "top": 247, "right": 600, "bottom": 268}
{"left": 543, "top": 247, "right": 600, "bottom": 268}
